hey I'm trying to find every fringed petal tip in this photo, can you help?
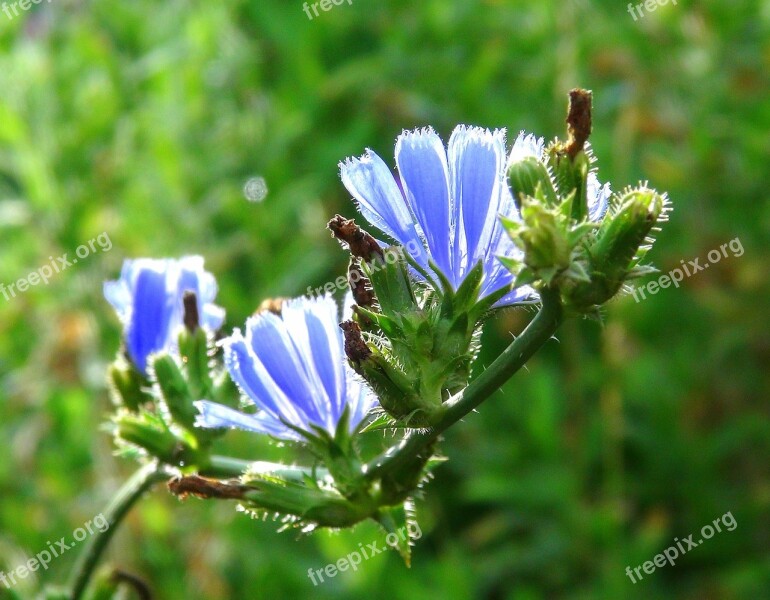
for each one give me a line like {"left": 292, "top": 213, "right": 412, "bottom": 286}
{"left": 450, "top": 125, "right": 507, "bottom": 149}
{"left": 508, "top": 131, "right": 545, "bottom": 165}
{"left": 588, "top": 172, "right": 612, "bottom": 222}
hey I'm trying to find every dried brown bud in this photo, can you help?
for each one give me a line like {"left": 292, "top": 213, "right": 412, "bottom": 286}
{"left": 339, "top": 320, "right": 372, "bottom": 365}
{"left": 348, "top": 259, "right": 376, "bottom": 308}
{"left": 328, "top": 214, "right": 384, "bottom": 261}
{"left": 256, "top": 297, "right": 288, "bottom": 316}
{"left": 565, "top": 88, "right": 592, "bottom": 159}
{"left": 182, "top": 291, "right": 199, "bottom": 332}
{"left": 168, "top": 475, "right": 250, "bottom": 500}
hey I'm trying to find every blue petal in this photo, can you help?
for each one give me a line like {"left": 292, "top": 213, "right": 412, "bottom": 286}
{"left": 587, "top": 173, "right": 611, "bottom": 222}
{"left": 216, "top": 296, "right": 378, "bottom": 440}
{"left": 395, "top": 128, "right": 453, "bottom": 281}
{"left": 344, "top": 375, "right": 377, "bottom": 432}
{"left": 484, "top": 220, "right": 539, "bottom": 305}
{"left": 201, "top": 304, "right": 225, "bottom": 332}
{"left": 222, "top": 331, "right": 304, "bottom": 426}
{"left": 448, "top": 126, "right": 508, "bottom": 283}
{"left": 103, "top": 281, "right": 130, "bottom": 320}
{"left": 340, "top": 150, "right": 428, "bottom": 269}
{"left": 476, "top": 182, "right": 519, "bottom": 296}
{"left": 281, "top": 296, "right": 345, "bottom": 430}
{"left": 194, "top": 400, "right": 293, "bottom": 439}
{"left": 126, "top": 263, "right": 172, "bottom": 373}
{"left": 496, "top": 284, "right": 540, "bottom": 306}
{"left": 176, "top": 256, "right": 225, "bottom": 331}
{"left": 244, "top": 313, "right": 327, "bottom": 429}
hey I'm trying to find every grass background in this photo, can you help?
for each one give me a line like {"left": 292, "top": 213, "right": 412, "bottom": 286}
{"left": 0, "top": 0, "right": 768, "bottom": 598}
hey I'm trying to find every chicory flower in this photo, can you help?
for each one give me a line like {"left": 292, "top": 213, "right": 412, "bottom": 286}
{"left": 104, "top": 256, "right": 224, "bottom": 374}
{"left": 195, "top": 295, "right": 376, "bottom": 441}
{"left": 340, "top": 126, "right": 612, "bottom": 306}
{"left": 340, "top": 125, "right": 536, "bottom": 305}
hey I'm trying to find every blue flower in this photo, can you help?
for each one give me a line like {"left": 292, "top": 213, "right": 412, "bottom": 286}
{"left": 104, "top": 256, "right": 224, "bottom": 374}
{"left": 340, "top": 126, "right": 538, "bottom": 305}
{"left": 340, "top": 127, "right": 612, "bottom": 306}
{"left": 195, "top": 295, "right": 376, "bottom": 441}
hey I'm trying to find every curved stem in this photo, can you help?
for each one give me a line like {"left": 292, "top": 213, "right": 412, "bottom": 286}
{"left": 365, "top": 288, "right": 563, "bottom": 480}
{"left": 69, "top": 462, "right": 169, "bottom": 600}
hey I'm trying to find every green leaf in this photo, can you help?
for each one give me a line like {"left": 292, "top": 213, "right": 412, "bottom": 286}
{"left": 452, "top": 260, "right": 484, "bottom": 313}
{"left": 364, "top": 247, "right": 418, "bottom": 317}
{"left": 374, "top": 501, "right": 421, "bottom": 566}
{"left": 429, "top": 259, "right": 455, "bottom": 299}
{"left": 513, "top": 266, "right": 538, "bottom": 289}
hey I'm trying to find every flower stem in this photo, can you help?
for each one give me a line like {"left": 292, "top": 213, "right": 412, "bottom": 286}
{"left": 68, "top": 462, "right": 169, "bottom": 600}
{"left": 202, "top": 455, "right": 326, "bottom": 483}
{"left": 365, "top": 288, "right": 563, "bottom": 480}
{"left": 201, "top": 455, "right": 256, "bottom": 478}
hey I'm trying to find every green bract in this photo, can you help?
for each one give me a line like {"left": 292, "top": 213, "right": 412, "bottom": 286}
{"left": 345, "top": 246, "right": 508, "bottom": 427}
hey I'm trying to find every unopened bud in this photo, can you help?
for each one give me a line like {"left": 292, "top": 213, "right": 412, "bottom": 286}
{"left": 508, "top": 156, "right": 558, "bottom": 208}
{"left": 152, "top": 354, "right": 197, "bottom": 429}
{"left": 108, "top": 359, "right": 149, "bottom": 412}
{"left": 564, "top": 187, "right": 665, "bottom": 309}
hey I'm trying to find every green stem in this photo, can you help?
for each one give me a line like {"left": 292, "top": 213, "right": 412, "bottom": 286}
{"left": 202, "top": 456, "right": 326, "bottom": 483}
{"left": 201, "top": 455, "right": 255, "bottom": 478}
{"left": 365, "top": 288, "right": 563, "bottom": 480}
{"left": 69, "top": 462, "right": 169, "bottom": 600}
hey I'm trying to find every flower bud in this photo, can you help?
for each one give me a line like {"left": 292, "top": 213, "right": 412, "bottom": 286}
{"left": 362, "top": 246, "right": 417, "bottom": 316}
{"left": 152, "top": 354, "right": 197, "bottom": 430}
{"left": 500, "top": 203, "right": 571, "bottom": 286}
{"left": 235, "top": 474, "right": 376, "bottom": 528}
{"left": 549, "top": 148, "right": 590, "bottom": 221}
{"left": 176, "top": 325, "right": 213, "bottom": 401}
{"left": 340, "top": 322, "right": 429, "bottom": 424}
{"left": 563, "top": 187, "right": 665, "bottom": 310}
{"left": 115, "top": 411, "right": 195, "bottom": 465}
{"left": 107, "top": 358, "right": 150, "bottom": 412}
{"left": 508, "top": 156, "right": 558, "bottom": 208}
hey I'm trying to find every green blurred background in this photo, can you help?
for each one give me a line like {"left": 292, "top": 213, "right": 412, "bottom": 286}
{"left": 1, "top": 0, "right": 768, "bottom": 598}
